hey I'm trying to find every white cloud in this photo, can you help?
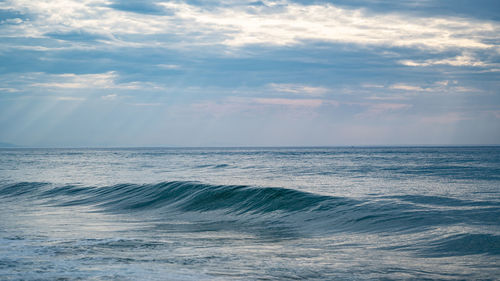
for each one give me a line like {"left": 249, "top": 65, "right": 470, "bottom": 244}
{"left": 389, "top": 83, "right": 428, "bottom": 92}
{"left": 0, "top": 88, "right": 20, "bottom": 93}
{"left": 388, "top": 81, "right": 480, "bottom": 94}
{"left": 2, "top": 0, "right": 498, "bottom": 55}
{"left": 31, "top": 72, "right": 117, "bottom": 89}
{"left": 253, "top": 98, "right": 324, "bottom": 107}
{"left": 399, "top": 53, "right": 496, "bottom": 68}
{"left": 362, "top": 84, "right": 385, "bottom": 89}
{"left": 156, "top": 64, "right": 181, "bottom": 69}
{"left": 268, "top": 83, "right": 329, "bottom": 96}
{"left": 55, "top": 96, "right": 85, "bottom": 101}
{"left": 3, "top": 18, "right": 23, "bottom": 24}
{"left": 101, "top": 94, "right": 117, "bottom": 100}
{"left": 30, "top": 72, "right": 145, "bottom": 90}
{"left": 1, "top": 0, "right": 169, "bottom": 37}
{"left": 365, "top": 95, "right": 409, "bottom": 101}
{"left": 161, "top": 1, "right": 498, "bottom": 51}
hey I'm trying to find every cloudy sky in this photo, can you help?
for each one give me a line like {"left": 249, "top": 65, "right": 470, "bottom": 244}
{"left": 0, "top": 0, "right": 499, "bottom": 147}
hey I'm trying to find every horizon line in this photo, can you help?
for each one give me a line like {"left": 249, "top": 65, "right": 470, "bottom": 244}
{"left": 1, "top": 144, "right": 500, "bottom": 149}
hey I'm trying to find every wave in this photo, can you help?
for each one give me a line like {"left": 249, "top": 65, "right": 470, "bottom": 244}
{"left": 1, "top": 181, "right": 499, "bottom": 238}
{"left": 422, "top": 233, "right": 500, "bottom": 257}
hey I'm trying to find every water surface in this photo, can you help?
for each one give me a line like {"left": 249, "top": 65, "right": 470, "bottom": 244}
{"left": 1, "top": 147, "right": 499, "bottom": 280}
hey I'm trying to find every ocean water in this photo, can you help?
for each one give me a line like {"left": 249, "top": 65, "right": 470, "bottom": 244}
{"left": 0, "top": 147, "right": 499, "bottom": 280}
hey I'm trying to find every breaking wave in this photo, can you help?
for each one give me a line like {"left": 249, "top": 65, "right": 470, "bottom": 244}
{"left": 1, "top": 181, "right": 499, "bottom": 255}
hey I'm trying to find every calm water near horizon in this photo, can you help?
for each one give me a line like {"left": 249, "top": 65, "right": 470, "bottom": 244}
{"left": 0, "top": 146, "right": 499, "bottom": 280}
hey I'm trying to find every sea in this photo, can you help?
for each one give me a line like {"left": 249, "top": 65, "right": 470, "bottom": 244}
{"left": 0, "top": 146, "right": 499, "bottom": 280}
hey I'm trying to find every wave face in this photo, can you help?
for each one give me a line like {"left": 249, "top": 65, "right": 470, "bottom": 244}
{"left": 1, "top": 147, "right": 500, "bottom": 280}
{"left": 2, "top": 181, "right": 499, "bottom": 239}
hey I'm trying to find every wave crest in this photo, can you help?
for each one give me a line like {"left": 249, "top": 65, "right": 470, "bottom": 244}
{"left": 1, "top": 181, "right": 499, "bottom": 239}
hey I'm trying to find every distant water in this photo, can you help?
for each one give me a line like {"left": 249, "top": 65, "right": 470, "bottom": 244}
{"left": 0, "top": 147, "right": 499, "bottom": 280}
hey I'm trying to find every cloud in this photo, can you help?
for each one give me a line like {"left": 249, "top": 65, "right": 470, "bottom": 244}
{"left": 44, "top": 30, "right": 109, "bottom": 42}
{"left": 0, "top": 87, "right": 19, "bottom": 93}
{"left": 268, "top": 83, "right": 329, "bottom": 96}
{"left": 365, "top": 95, "right": 409, "bottom": 101}
{"left": 101, "top": 94, "right": 117, "bottom": 100}
{"left": 0, "top": 71, "right": 169, "bottom": 104}
{"left": 156, "top": 64, "right": 181, "bottom": 69}
{"left": 160, "top": 1, "right": 498, "bottom": 51}
{"left": 0, "top": 0, "right": 174, "bottom": 49}
{"left": 129, "top": 103, "right": 163, "bottom": 106}
{"left": 253, "top": 97, "right": 324, "bottom": 107}
{"left": 372, "top": 103, "right": 412, "bottom": 111}
{"left": 359, "top": 79, "right": 481, "bottom": 102}
{"left": 30, "top": 72, "right": 145, "bottom": 90}
{"left": 389, "top": 83, "right": 428, "bottom": 92}
{"left": 191, "top": 96, "right": 340, "bottom": 118}
{"left": 31, "top": 72, "right": 116, "bottom": 89}
{"left": 398, "top": 53, "right": 496, "bottom": 68}
{"left": 357, "top": 102, "right": 412, "bottom": 117}
{"left": 1, "top": 0, "right": 497, "bottom": 80}
{"left": 3, "top": 0, "right": 498, "bottom": 54}
{"left": 388, "top": 80, "right": 480, "bottom": 94}
{"left": 55, "top": 96, "right": 85, "bottom": 101}
{"left": 362, "top": 84, "right": 385, "bottom": 89}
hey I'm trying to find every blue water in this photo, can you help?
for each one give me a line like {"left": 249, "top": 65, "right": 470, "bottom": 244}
{"left": 0, "top": 147, "right": 499, "bottom": 280}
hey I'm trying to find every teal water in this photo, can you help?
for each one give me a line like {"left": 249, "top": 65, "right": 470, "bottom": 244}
{"left": 0, "top": 147, "right": 499, "bottom": 280}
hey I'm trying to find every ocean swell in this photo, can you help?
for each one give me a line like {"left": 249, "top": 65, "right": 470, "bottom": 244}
{"left": 1, "top": 182, "right": 499, "bottom": 238}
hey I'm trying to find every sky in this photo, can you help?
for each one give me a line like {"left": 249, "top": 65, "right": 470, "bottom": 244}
{"left": 0, "top": 0, "right": 499, "bottom": 147}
